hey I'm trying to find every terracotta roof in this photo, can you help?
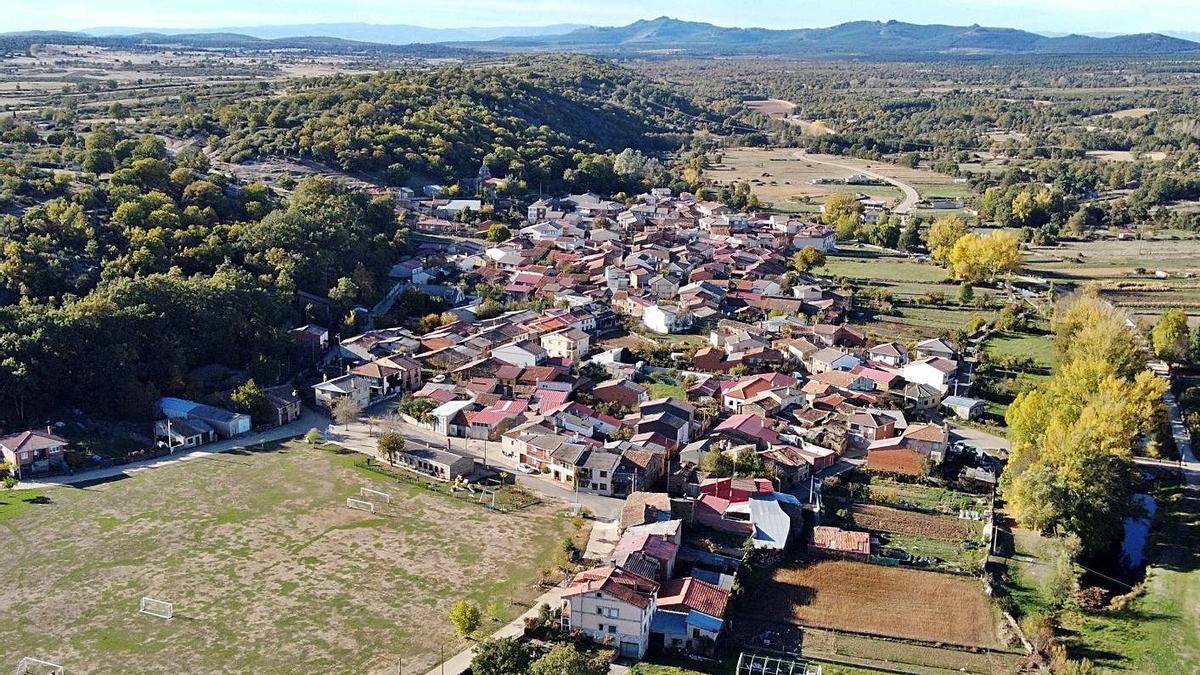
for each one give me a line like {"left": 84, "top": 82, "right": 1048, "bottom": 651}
{"left": 904, "top": 423, "right": 949, "bottom": 443}
{"left": 563, "top": 565, "right": 658, "bottom": 610}
{"left": 811, "top": 526, "right": 871, "bottom": 555}
{"left": 656, "top": 577, "right": 730, "bottom": 618}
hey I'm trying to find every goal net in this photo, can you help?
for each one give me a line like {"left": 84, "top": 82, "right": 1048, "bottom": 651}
{"left": 359, "top": 487, "right": 392, "bottom": 503}
{"left": 139, "top": 597, "right": 174, "bottom": 619}
{"left": 15, "top": 657, "right": 64, "bottom": 675}
{"left": 346, "top": 497, "right": 376, "bottom": 513}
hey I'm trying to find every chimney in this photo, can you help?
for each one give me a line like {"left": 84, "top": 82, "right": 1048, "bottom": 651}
{"left": 46, "top": 425, "right": 52, "bottom": 435}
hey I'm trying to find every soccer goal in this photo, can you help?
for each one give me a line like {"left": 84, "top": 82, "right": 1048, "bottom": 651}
{"left": 346, "top": 497, "right": 376, "bottom": 513}
{"left": 15, "top": 657, "right": 65, "bottom": 675}
{"left": 139, "top": 596, "right": 174, "bottom": 619}
{"left": 359, "top": 487, "right": 392, "bottom": 503}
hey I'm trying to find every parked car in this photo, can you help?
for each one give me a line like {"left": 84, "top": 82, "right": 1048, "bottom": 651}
{"left": 515, "top": 462, "right": 536, "bottom": 474}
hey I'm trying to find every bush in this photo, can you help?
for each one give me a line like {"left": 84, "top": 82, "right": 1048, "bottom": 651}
{"left": 449, "top": 599, "right": 482, "bottom": 637}
{"left": 303, "top": 428, "right": 322, "bottom": 444}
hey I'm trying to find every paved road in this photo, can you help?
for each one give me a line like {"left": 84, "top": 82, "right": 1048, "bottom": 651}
{"left": 794, "top": 151, "right": 921, "bottom": 214}
{"left": 949, "top": 424, "right": 1011, "bottom": 452}
{"left": 16, "top": 408, "right": 327, "bottom": 490}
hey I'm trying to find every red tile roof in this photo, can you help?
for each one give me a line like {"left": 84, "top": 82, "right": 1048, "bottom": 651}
{"left": 657, "top": 577, "right": 730, "bottom": 618}
{"left": 811, "top": 526, "right": 871, "bottom": 555}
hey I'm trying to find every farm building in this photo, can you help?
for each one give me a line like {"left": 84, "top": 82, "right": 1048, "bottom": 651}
{"left": 157, "top": 397, "right": 251, "bottom": 439}
{"left": 942, "top": 395, "right": 985, "bottom": 420}
{"left": 393, "top": 447, "right": 474, "bottom": 481}
{"left": 809, "top": 526, "right": 871, "bottom": 560}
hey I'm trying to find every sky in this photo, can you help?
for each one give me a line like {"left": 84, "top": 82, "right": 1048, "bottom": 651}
{"left": 7, "top": 0, "right": 1200, "bottom": 36}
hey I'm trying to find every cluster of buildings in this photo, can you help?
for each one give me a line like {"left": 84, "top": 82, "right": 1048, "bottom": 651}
{"left": 274, "top": 187, "right": 1002, "bottom": 661}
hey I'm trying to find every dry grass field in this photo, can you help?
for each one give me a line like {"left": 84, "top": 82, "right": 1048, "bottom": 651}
{"left": 0, "top": 442, "right": 572, "bottom": 674}
{"left": 705, "top": 148, "right": 966, "bottom": 214}
{"left": 755, "top": 560, "right": 1004, "bottom": 649}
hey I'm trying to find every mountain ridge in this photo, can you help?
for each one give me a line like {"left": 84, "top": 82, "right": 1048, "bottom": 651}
{"left": 80, "top": 22, "right": 586, "bottom": 45}
{"left": 477, "top": 17, "right": 1200, "bottom": 57}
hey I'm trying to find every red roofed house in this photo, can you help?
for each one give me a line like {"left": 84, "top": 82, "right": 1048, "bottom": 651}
{"left": 721, "top": 372, "right": 797, "bottom": 413}
{"left": 0, "top": 428, "right": 68, "bottom": 479}
{"left": 651, "top": 576, "right": 731, "bottom": 654}
{"left": 561, "top": 566, "right": 659, "bottom": 659}
{"left": 466, "top": 400, "right": 529, "bottom": 441}
{"left": 712, "top": 413, "right": 781, "bottom": 449}
{"left": 866, "top": 422, "right": 950, "bottom": 476}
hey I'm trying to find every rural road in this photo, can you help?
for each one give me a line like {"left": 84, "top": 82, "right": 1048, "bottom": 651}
{"left": 15, "top": 408, "right": 327, "bottom": 490}
{"left": 794, "top": 151, "right": 921, "bottom": 215}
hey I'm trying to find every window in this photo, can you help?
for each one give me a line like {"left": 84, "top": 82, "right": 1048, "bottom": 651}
{"left": 692, "top": 628, "right": 701, "bottom": 638}
{"left": 600, "top": 471, "right": 608, "bottom": 478}
{"left": 605, "top": 607, "right": 619, "bottom": 618}
{"left": 49, "top": 447, "right": 60, "bottom": 454}
{"left": 607, "top": 625, "right": 617, "bottom": 634}
{"left": 597, "top": 623, "right": 605, "bottom": 631}
{"left": 596, "top": 607, "right": 603, "bottom": 615}
{"left": 19, "top": 452, "right": 28, "bottom": 461}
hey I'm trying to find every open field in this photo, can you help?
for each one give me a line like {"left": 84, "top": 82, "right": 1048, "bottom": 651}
{"left": 1023, "top": 237, "right": 1200, "bottom": 321}
{"left": 845, "top": 503, "right": 981, "bottom": 541}
{"left": 0, "top": 442, "right": 572, "bottom": 674}
{"left": 819, "top": 253, "right": 949, "bottom": 285}
{"left": 752, "top": 560, "right": 1005, "bottom": 649}
{"left": 983, "top": 330, "right": 1055, "bottom": 370}
{"left": 704, "top": 148, "right": 970, "bottom": 213}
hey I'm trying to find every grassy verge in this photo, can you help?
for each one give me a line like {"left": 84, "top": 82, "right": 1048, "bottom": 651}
{"left": 0, "top": 489, "right": 48, "bottom": 522}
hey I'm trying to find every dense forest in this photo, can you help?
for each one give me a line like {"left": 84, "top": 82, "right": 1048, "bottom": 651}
{"left": 193, "top": 56, "right": 724, "bottom": 190}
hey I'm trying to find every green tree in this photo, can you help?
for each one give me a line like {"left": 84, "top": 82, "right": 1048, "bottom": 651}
{"left": 486, "top": 224, "right": 511, "bottom": 242}
{"left": 449, "top": 599, "right": 482, "bottom": 637}
{"left": 471, "top": 638, "right": 535, "bottom": 675}
{"left": 734, "top": 446, "right": 764, "bottom": 477}
{"left": 303, "top": 428, "right": 323, "bottom": 444}
{"left": 1151, "top": 308, "right": 1189, "bottom": 362}
{"left": 957, "top": 282, "right": 975, "bottom": 306}
{"left": 792, "top": 246, "right": 827, "bottom": 273}
{"left": 377, "top": 432, "right": 406, "bottom": 464}
{"left": 229, "top": 378, "right": 273, "bottom": 424}
{"left": 821, "top": 193, "right": 864, "bottom": 227}
{"left": 530, "top": 643, "right": 608, "bottom": 675}
{"left": 700, "top": 449, "right": 734, "bottom": 477}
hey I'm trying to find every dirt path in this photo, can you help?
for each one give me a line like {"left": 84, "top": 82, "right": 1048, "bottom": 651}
{"left": 794, "top": 151, "right": 921, "bottom": 214}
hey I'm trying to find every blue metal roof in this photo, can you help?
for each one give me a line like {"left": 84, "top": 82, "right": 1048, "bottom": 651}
{"left": 687, "top": 610, "right": 724, "bottom": 633}
{"left": 650, "top": 610, "right": 688, "bottom": 635}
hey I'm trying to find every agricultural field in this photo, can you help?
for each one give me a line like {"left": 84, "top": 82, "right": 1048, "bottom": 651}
{"left": 844, "top": 503, "right": 981, "bottom": 541}
{"left": 0, "top": 442, "right": 573, "bottom": 674}
{"left": 705, "top": 148, "right": 961, "bottom": 213}
{"left": 752, "top": 560, "right": 1006, "bottom": 649}
{"left": 1022, "top": 236, "right": 1200, "bottom": 322}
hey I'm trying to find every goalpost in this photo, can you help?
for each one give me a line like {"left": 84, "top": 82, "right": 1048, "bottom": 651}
{"left": 15, "top": 657, "right": 65, "bottom": 675}
{"left": 346, "top": 497, "right": 376, "bottom": 513}
{"left": 139, "top": 596, "right": 174, "bottom": 619}
{"left": 359, "top": 487, "right": 392, "bottom": 504}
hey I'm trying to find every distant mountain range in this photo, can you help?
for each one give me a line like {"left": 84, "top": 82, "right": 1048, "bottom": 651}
{"left": 4, "top": 18, "right": 1198, "bottom": 60}
{"left": 477, "top": 17, "right": 1200, "bottom": 57}
{"left": 81, "top": 22, "right": 586, "bottom": 45}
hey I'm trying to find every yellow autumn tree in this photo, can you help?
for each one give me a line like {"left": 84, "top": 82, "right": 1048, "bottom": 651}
{"left": 1003, "top": 296, "right": 1167, "bottom": 553}
{"left": 947, "top": 230, "right": 1021, "bottom": 282}
{"left": 927, "top": 215, "right": 968, "bottom": 263}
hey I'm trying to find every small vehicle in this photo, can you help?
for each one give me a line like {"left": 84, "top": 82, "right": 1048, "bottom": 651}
{"left": 515, "top": 463, "right": 536, "bottom": 474}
